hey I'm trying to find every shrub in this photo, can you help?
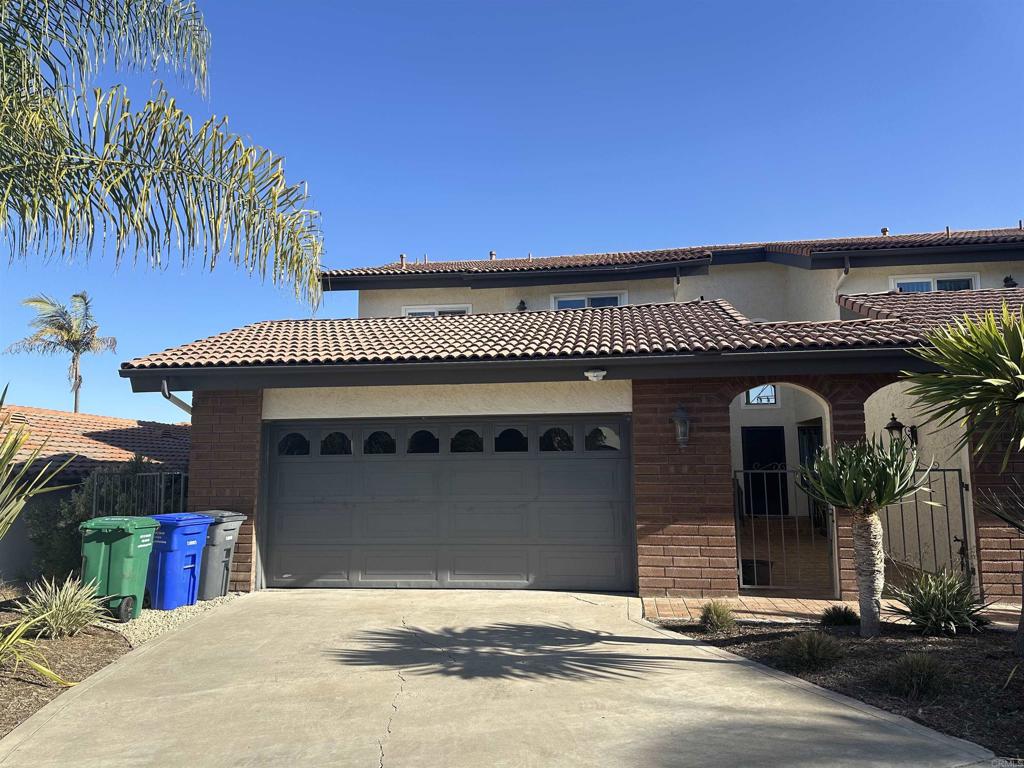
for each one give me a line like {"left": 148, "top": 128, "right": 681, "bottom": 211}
{"left": 0, "top": 616, "right": 74, "bottom": 686}
{"left": 699, "top": 600, "right": 736, "bottom": 633}
{"left": 886, "top": 652, "right": 946, "bottom": 701}
{"left": 889, "top": 570, "right": 989, "bottom": 635}
{"left": 821, "top": 605, "right": 860, "bottom": 627}
{"left": 16, "top": 577, "right": 105, "bottom": 639}
{"left": 777, "top": 631, "right": 845, "bottom": 669}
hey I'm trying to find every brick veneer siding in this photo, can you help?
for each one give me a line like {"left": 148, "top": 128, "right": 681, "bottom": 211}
{"left": 187, "top": 389, "right": 263, "bottom": 592}
{"left": 970, "top": 428, "right": 1024, "bottom": 603}
{"left": 632, "top": 374, "right": 895, "bottom": 598}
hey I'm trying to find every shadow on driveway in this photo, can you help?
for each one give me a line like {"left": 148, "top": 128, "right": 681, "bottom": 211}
{"left": 327, "top": 621, "right": 728, "bottom": 681}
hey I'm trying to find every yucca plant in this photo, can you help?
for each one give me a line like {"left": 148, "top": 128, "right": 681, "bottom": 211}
{"left": 17, "top": 577, "right": 105, "bottom": 639}
{"left": 0, "top": 614, "right": 75, "bottom": 686}
{"left": 1, "top": 0, "right": 323, "bottom": 303}
{"left": 888, "top": 570, "right": 989, "bottom": 636}
{"left": 0, "top": 384, "right": 73, "bottom": 540}
{"left": 799, "top": 438, "right": 933, "bottom": 637}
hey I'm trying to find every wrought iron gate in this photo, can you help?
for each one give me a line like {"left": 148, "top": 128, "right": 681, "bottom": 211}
{"left": 879, "top": 468, "right": 973, "bottom": 585}
{"left": 733, "top": 467, "right": 835, "bottom": 594}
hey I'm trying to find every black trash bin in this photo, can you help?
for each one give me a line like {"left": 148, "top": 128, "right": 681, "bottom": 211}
{"left": 197, "top": 510, "right": 246, "bottom": 600}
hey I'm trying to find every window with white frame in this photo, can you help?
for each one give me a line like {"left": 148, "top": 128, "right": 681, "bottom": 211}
{"left": 552, "top": 292, "right": 625, "bottom": 310}
{"left": 744, "top": 384, "right": 778, "bottom": 407}
{"left": 401, "top": 304, "right": 471, "bottom": 317}
{"left": 889, "top": 273, "right": 978, "bottom": 293}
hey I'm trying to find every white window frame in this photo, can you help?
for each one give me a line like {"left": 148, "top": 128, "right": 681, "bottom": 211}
{"left": 401, "top": 304, "right": 472, "bottom": 317}
{"left": 741, "top": 384, "right": 781, "bottom": 409}
{"left": 888, "top": 272, "right": 980, "bottom": 293}
{"left": 550, "top": 291, "right": 628, "bottom": 310}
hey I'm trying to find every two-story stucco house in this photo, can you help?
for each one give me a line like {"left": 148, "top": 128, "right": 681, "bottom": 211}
{"left": 121, "top": 227, "right": 1024, "bottom": 604}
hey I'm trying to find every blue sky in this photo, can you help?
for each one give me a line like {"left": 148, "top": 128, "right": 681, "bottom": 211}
{"left": 2, "top": 0, "right": 1022, "bottom": 422}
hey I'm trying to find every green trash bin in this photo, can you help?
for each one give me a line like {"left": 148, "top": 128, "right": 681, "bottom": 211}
{"left": 80, "top": 516, "right": 159, "bottom": 622}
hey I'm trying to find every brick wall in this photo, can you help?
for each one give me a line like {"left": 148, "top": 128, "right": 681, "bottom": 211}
{"left": 632, "top": 374, "right": 894, "bottom": 598}
{"left": 970, "top": 427, "right": 1024, "bottom": 603}
{"left": 187, "top": 389, "right": 263, "bottom": 592}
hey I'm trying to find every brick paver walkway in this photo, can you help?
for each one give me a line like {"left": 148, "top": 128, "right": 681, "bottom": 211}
{"left": 643, "top": 594, "right": 1020, "bottom": 632}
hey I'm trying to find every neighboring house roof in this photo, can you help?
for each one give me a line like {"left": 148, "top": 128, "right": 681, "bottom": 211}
{"left": 321, "top": 227, "right": 1024, "bottom": 289}
{"left": 838, "top": 286, "right": 1024, "bottom": 326}
{"left": 0, "top": 405, "right": 190, "bottom": 478}
{"left": 121, "top": 299, "right": 923, "bottom": 372}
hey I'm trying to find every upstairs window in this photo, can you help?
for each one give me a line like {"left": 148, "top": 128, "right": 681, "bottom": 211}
{"left": 553, "top": 292, "right": 625, "bottom": 310}
{"left": 744, "top": 384, "right": 778, "bottom": 407}
{"left": 402, "top": 304, "right": 471, "bottom": 317}
{"left": 890, "top": 274, "right": 977, "bottom": 293}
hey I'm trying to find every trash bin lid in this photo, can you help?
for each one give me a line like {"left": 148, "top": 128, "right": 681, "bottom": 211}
{"left": 80, "top": 515, "right": 160, "bottom": 532}
{"left": 149, "top": 513, "right": 215, "bottom": 527}
{"left": 200, "top": 510, "right": 246, "bottom": 523}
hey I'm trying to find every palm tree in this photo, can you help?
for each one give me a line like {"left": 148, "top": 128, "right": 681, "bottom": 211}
{"left": 799, "top": 438, "right": 933, "bottom": 638}
{"left": 904, "top": 304, "right": 1024, "bottom": 656}
{"left": 1, "top": 1, "right": 322, "bottom": 303}
{"left": 7, "top": 292, "right": 117, "bottom": 412}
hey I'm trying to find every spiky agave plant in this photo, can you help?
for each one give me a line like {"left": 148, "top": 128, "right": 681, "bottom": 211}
{"left": 799, "top": 438, "right": 933, "bottom": 638}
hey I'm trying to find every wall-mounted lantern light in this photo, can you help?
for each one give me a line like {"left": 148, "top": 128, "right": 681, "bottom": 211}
{"left": 671, "top": 405, "right": 691, "bottom": 448}
{"left": 884, "top": 412, "right": 918, "bottom": 446}
{"left": 516, "top": 300, "right": 528, "bottom": 312}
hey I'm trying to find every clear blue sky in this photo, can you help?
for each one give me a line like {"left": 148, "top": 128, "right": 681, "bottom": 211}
{"left": 2, "top": 0, "right": 1022, "bottom": 422}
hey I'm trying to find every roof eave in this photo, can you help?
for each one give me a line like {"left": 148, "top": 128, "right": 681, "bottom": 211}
{"left": 121, "top": 346, "right": 931, "bottom": 394}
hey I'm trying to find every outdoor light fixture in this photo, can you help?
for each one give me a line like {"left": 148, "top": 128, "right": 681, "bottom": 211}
{"left": 884, "top": 413, "right": 918, "bottom": 446}
{"left": 671, "top": 404, "right": 691, "bottom": 448}
{"left": 516, "top": 299, "right": 528, "bottom": 312}
{"left": 583, "top": 368, "right": 607, "bottom": 382}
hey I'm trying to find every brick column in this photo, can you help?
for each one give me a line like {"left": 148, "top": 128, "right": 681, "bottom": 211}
{"left": 633, "top": 379, "right": 735, "bottom": 597}
{"left": 187, "top": 389, "right": 263, "bottom": 592}
{"left": 970, "top": 429, "right": 1024, "bottom": 603}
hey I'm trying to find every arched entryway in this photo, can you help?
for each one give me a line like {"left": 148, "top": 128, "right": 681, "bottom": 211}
{"left": 729, "top": 381, "right": 837, "bottom": 597}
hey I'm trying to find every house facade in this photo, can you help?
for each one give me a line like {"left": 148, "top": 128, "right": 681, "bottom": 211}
{"left": 121, "top": 227, "right": 1024, "bottom": 603}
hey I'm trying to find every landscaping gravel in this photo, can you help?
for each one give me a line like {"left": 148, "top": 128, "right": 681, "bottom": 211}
{"left": 100, "top": 593, "right": 240, "bottom": 648}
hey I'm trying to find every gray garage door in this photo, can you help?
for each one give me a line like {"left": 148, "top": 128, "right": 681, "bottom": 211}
{"left": 264, "top": 415, "right": 633, "bottom": 590}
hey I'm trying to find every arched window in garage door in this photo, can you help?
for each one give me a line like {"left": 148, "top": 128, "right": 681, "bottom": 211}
{"left": 277, "top": 432, "right": 310, "bottom": 456}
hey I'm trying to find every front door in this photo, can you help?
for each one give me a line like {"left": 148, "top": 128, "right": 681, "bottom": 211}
{"left": 741, "top": 426, "right": 788, "bottom": 516}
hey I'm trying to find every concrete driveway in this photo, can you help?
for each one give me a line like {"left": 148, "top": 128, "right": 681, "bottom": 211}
{"left": 0, "top": 591, "right": 991, "bottom": 767}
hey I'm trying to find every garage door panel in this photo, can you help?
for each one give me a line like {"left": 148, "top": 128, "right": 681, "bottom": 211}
{"left": 362, "top": 505, "right": 440, "bottom": 539}
{"left": 362, "top": 466, "right": 438, "bottom": 498}
{"left": 273, "top": 546, "right": 351, "bottom": 587}
{"left": 360, "top": 549, "right": 438, "bottom": 582}
{"left": 449, "top": 550, "right": 530, "bottom": 583}
{"left": 450, "top": 502, "right": 529, "bottom": 539}
{"left": 274, "top": 503, "right": 355, "bottom": 542}
{"left": 539, "top": 501, "right": 624, "bottom": 540}
{"left": 450, "top": 466, "right": 536, "bottom": 497}
{"left": 265, "top": 415, "right": 633, "bottom": 591}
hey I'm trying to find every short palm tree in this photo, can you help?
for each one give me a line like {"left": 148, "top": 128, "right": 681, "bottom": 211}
{"left": 799, "top": 438, "right": 933, "bottom": 638}
{"left": 7, "top": 292, "right": 117, "bottom": 412}
{"left": 1, "top": 0, "right": 322, "bottom": 303}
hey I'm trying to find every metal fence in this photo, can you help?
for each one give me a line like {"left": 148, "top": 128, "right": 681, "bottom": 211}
{"left": 879, "top": 468, "right": 973, "bottom": 583}
{"left": 90, "top": 471, "right": 189, "bottom": 518}
{"left": 733, "top": 468, "right": 834, "bottom": 594}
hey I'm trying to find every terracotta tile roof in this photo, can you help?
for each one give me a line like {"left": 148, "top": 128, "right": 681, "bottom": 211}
{"left": 324, "top": 227, "right": 1024, "bottom": 278}
{"left": 838, "top": 287, "right": 1024, "bottom": 326}
{"left": 122, "top": 300, "right": 923, "bottom": 371}
{"left": 0, "top": 405, "right": 190, "bottom": 478}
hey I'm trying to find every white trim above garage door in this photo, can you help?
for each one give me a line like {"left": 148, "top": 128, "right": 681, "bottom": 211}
{"left": 262, "top": 381, "right": 632, "bottom": 420}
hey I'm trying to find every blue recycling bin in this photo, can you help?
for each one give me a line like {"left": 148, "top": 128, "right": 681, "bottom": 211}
{"left": 146, "top": 513, "right": 215, "bottom": 610}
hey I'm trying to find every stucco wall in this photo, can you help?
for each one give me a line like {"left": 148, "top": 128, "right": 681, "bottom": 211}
{"left": 356, "top": 259, "right": 1021, "bottom": 322}
{"left": 263, "top": 381, "right": 633, "bottom": 420}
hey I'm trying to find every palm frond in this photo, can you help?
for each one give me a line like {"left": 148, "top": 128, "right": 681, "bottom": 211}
{"left": 3, "top": 86, "right": 324, "bottom": 301}
{"left": 904, "top": 304, "right": 1024, "bottom": 470}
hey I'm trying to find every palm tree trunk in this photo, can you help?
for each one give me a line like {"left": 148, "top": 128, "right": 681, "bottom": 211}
{"left": 71, "top": 354, "right": 80, "bottom": 413}
{"left": 851, "top": 506, "right": 885, "bottom": 638}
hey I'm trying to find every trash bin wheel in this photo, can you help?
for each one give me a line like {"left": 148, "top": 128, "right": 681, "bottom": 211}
{"left": 116, "top": 596, "right": 135, "bottom": 623}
